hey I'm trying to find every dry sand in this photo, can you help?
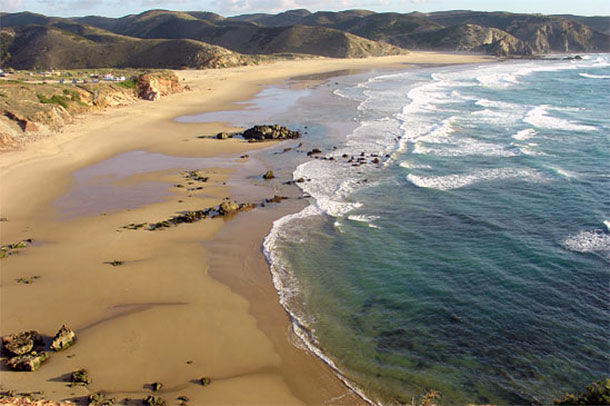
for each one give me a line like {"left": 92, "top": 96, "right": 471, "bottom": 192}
{"left": 0, "top": 52, "right": 494, "bottom": 405}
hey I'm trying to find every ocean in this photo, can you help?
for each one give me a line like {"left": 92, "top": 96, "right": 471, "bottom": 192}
{"left": 189, "top": 55, "right": 610, "bottom": 405}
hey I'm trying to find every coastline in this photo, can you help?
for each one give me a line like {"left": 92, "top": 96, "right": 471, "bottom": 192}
{"left": 0, "top": 52, "right": 494, "bottom": 404}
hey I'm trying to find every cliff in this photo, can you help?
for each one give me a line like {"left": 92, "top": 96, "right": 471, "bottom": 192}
{"left": 0, "top": 71, "right": 184, "bottom": 150}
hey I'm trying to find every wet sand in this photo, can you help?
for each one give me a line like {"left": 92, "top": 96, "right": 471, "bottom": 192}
{"left": 0, "top": 52, "right": 494, "bottom": 404}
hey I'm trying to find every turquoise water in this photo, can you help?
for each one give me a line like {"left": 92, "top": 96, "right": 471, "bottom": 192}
{"left": 260, "top": 55, "right": 610, "bottom": 405}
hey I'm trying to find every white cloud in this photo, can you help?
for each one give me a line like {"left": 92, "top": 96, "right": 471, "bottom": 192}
{"left": 1, "top": 0, "right": 24, "bottom": 11}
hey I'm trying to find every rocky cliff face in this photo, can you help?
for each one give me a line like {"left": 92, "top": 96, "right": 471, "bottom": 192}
{"left": 136, "top": 71, "right": 183, "bottom": 101}
{"left": 0, "top": 71, "right": 184, "bottom": 151}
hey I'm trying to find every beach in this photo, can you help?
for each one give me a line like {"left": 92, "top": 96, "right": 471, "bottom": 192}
{"left": 0, "top": 52, "right": 494, "bottom": 405}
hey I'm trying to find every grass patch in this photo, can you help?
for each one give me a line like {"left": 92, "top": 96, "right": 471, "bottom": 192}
{"left": 115, "top": 77, "right": 137, "bottom": 90}
{"left": 62, "top": 89, "right": 87, "bottom": 106}
{"left": 37, "top": 93, "right": 70, "bottom": 108}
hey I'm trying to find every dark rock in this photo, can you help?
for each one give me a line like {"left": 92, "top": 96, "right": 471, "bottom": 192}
{"left": 88, "top": 393, "right": 105, "bottom": 406}
{"left": 71, "top": 369, "right": 91, "bottom": 385}
{"left": 265, "top": 195, "right": 287, "bottom": 204}
{"left": 200, "top": 377, "right": 211, "bottom": 386}
{"left": 152, "top": 382, "right": 163, "bottom": 392}
{"left": 50, "top": 325, "right": 75, "bottom": 352}
{"left": 216, "top": 132, "right": 230, "bottom": 140}
{"left": 242, "top": 125, "right": 300, "bottom": 141}
{"left": 2, "top": 330, "right": 42, "bottom": 356}
{"left": 144, "top": 395, "right": 165, "bottom": 406}
{"left": 296, "top": 177, "right": 305, "bottom": 183}
{"left": 307, "top": 148, "right": 322, "bottom": 156}
{"left": 372, "top": 158, "right": 380, "bottom": 164}
{"left": 218, "top": 201, "right": 240, "bottom": 215}
{"left": 6, "top": 351, "right": 48, "bottom": 371}
{"left": 262, "top": 170, "right": 275, "bottom": 180}
{"left": 177, "top": 396, "right": 189, "bottom": 402}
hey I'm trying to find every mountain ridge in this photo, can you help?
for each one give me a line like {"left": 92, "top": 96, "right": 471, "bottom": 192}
{"left": 0, "top": 9, "right": 608, "bottom": 70}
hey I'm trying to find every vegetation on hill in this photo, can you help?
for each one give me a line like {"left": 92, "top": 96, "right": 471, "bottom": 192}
{"left": 0, "top": 8, "right": 607, "bottom": 69}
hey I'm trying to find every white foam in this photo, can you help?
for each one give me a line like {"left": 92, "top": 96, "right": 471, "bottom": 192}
{"left": 475, "top": 99, "right": 520, "bottom": 109}
{"left": 547, "top": 165, "right": 579, "bottom": 179}
{"left": 262, "top": 206, "right": 378, "bottom": 406}
{"left": 347, "top": 215, "right": 381, "bottom": 229}
{"left": 512, "top": 128, "right": 538, "bottom": 140}
{"left": 406, "top": 168, "right": 548, "bottom": 191}
{"left": 605, "top": 220, "right": 610, "bottom": 231}
{"left": 524, "top": 105, "right": 597, "bottom": 132}
{"left": 562, "top": 230, "right": 610, "bottom": 253}
{"left": 399, "top": 161, "right": 432, "bottom": 169}
{"left": 580, "top": 73, "right": 610, "bottom": 79}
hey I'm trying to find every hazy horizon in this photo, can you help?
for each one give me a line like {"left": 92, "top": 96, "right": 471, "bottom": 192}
{"left": 2, "top": 0, "right": 609, "bottom": 19}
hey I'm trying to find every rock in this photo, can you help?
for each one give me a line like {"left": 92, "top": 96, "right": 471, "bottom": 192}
{"left": 307, "top": 148, "right": 322, "bottom": 156}
{"left": 6, "top": 351, "right": 48, "bottom": 371}
{"left": 265, "top": 195, "right": 287, "bottom": 204}
{"left": 177, "top": 396, "right": 189, "bottom": 402}
{"left": 88, "top": 393, "right": 105, "bottom": 406}
{"left": 200, "top": 377, "right": 211, "bottom": 386}
{"left": 152, "top": 382, "right": 163, "bottom": 392}
{"left": 50, "top": 325, "right": 75, "bottom": 351}
{"left": 296, "top": 177, "right": 305, "bottom": 183}
{"left": 2, "top": 330, "right": 42, "bottom": 356}
{"left": 421, "top": 389, "right": 442, "bottom": 406}
{"left": 242, "top": 125, "right": 301, "bottom": 141}
{"left": 144, "top": 395, "right": 165, "bottom": 406}
{"left": 262, "top": 170, "right": 275, "bottom": 180}
{"left": 372, "top": 158, "right": 380, "bottom": 164}
{"left": 218, "top": 201, "right": 240, "bottom": 215}
{"left": 216, "top": 132, "right": 230, "bottom": 140}
{"left": 71, "top": 369, "right": 91, "bottom": 385}
{"left": 137, "top": 72, "right": 183, "bottom": 101}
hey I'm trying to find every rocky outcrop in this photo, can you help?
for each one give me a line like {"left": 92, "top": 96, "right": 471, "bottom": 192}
{"left": 242, "top": 125, "right": 301, "bottom": 141}
{"left": 2, "top": 326, "right": 76, "bottom": 371}
{"left": 50, "top": 325, "right": 75, "bottom": 351}
{"left": 0, "top": 70, "right": 184, "bottom": 152}
{"left": 6, "top": 351, "right": 49, "bottom": 371}
{"left": 137, "top": 71, "right": 183, "bottom": 101}
{"left": 2, "top": 330, "right": 42, "bottom": 356}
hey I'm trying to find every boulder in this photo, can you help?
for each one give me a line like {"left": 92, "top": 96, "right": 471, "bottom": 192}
{"left": 144, "top": 395, "right": 166, "bottom": 406}
{"left": 242, "top": 125, "right": 301, "bottom": 141}
{"left": 262, "top": 170, "right": 275, "bottom": 180}
{"left": 72, "top": 369, "right": 91, "bottom": 385}
{"left": 200, "top": 377, "right": 211, "bottom": 386}
{"left": 307, "top": 148, "right": 322, "bottom": 156}
{"left": 2, "top": 330, "right": 42, "bottom": 356}
{"left": 218, "top": 201, "right": 240, "bottom": 215}
{"left": 50, "top": 325, "right": 75, "bottom": 351}
{"left": 216, "top": 132, "right": 230, "bottom": 140}
{"left": 6, "top": 351, "right": 48, "bottom": 371}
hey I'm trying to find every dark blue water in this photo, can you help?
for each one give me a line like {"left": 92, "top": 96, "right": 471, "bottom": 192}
{"left": 261, "top": 55, "right": 610, "bottom": 405}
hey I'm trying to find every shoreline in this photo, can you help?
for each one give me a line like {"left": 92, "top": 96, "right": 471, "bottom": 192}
{"left": 0, "top": 52, "right": 495, "bottom": 404}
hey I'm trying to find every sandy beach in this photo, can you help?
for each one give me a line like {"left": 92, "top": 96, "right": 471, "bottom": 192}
{"left": 0, "top": 52, "right": 494, "bottom": 405}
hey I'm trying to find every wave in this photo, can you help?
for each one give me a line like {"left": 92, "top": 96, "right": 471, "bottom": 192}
{"left": 413, "top": 139, "right": 519, "bottom": 157}
{"left": 580, "top": 73, "right": 610, "bottom": 79}
{"left": 562, "top": 230, "right": 610, "bottom": 253}
{"left": 523, "top": 105, "right": 597, "bottom": 132}
{"left": 406, "top": 168, "right": 548, "bottom": 191}
{"left": 262, "top": 207, "right": 377, "bottom": 405}
{"left": 512, "top": 128, "right": 538, "bottom": 140}
{"left": 347, "top": 214, "right": 381, "bottom": 229}
{"left": 399, "top": 161, "right": 432, "bottom": 169}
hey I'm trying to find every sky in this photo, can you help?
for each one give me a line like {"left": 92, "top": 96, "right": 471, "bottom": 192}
{"left": 1, "top": 0, "right": 609, "bottom": 18}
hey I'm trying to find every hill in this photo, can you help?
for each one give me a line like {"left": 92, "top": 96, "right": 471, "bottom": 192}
{"left": 0, "top": 22, "right": 262, "bottom": 70}
{"left": 71, "top": 9, "right": 405, "bottom": 58}
{"left": 0, "top": 8, "right": 608, "bottom": 69}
